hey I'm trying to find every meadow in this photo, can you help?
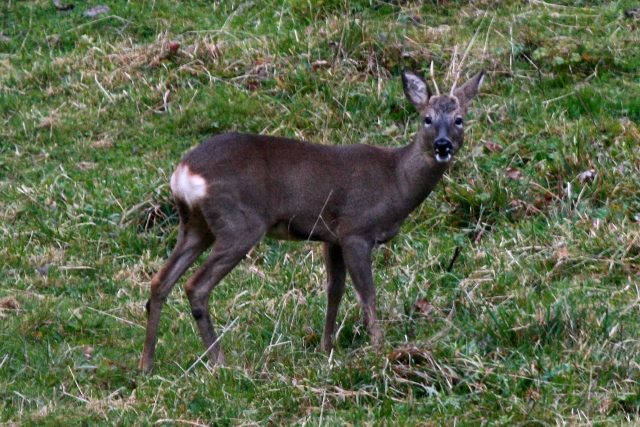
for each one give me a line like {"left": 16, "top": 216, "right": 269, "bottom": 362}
{"left": 1, "top": 0, "right": 639, "bottom": 425}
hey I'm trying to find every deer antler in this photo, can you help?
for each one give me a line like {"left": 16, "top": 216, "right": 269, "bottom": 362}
{"left": 430, "top": 62, "right": 440, "bottom": 96}
{"left": 450, "top": 71, "right": 460, "bottom": 96}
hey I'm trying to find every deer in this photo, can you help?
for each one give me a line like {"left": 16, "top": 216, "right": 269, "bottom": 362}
{"left": 139, "top": 68, "right": 484, "bottom": 373}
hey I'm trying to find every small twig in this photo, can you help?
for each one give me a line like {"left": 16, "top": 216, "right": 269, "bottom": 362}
{"left": 319, "top": 389, "right": 327, "bottom": 427}
{"left": 542, "top": 91, "right": 576, "bottom": 106}
{"left": 308, "top": 190, "right": 334, "bottom": 240}
{"left": 482, "top": 14, "right": 496, "bottom": 59}
{"left": 94, "top": 74, "right": 114, "bottom": 103}
{"left": 119, "top": 198, "right": 153, "bottom": 227}
{"left": 68, "top": 366, "right": 86, "bottom": 401}
{"left": 573, "top": 88, "right": 600, "bottom": 130}
{"left": 61, "top": 389, "right": 90, "bottom": 404}
{"left": 62, "top": 15, "right": 128, "bottom": 34}
{"left": 447, "top": 246, "right": 461, "bottom": 272}
{"left": 0, "top": 355, "right": 9, "bottom": 369}
{"left": 183, "top": 316, "right": 239, "bottom": 375}
{"left": 115, "top": 16, "right": 134, "bottom": 35}
{"left": 85, "top": 306, "right": 145, "bottom": 329}
{"left": 155, "top": 420, "right": 211, "bottom": 427}
{"left": 451, "top": 10, "right": 488, "bottom": 95}
{"left": 513, "top": 245, "right": 549, "bottom": 252}
{"left": 529, "top": 0, "right": 573, "bottom": 9}
{"left": 474, "top": 229, "right": 484, "bottom": 244}
{"left": 154, "top": 90, "right": 171, "bottom": 114}
{"left": 219, "top": 1, "right": 255, "bottom": 32}
{"left": 18, "top": 6, "right": 33, "bottom": 55}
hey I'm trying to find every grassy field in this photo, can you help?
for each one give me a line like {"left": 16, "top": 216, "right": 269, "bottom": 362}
{"left": 2, "top": 0, "right": 640, "bottom": 425}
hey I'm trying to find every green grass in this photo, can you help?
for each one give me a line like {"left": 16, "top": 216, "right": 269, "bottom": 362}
{"left": 2, "top": 0, "right": 640, "bottom": 425}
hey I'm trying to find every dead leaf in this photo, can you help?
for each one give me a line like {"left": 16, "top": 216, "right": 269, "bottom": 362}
{"left": 525, "top": 389, "right": 541, "bottom": 400}
{"left": 311, "top": 60, "right": 331, "bottom": 70}
{"left": 0, "top": 297, "right": 20, "bottom": 310}
{"left": 83, "top": 345, "right": 94, "bottom": 359}
{"left": 53, "top": 0, "right": 74, "bottom": 11}
{"left": 39, "top": 116, "right": 56, "bottom": 128}
{"left": 414, "top": 298, "right": 435, "bottom": 316}
{"left": 384, "top": 125, "right": 399, "bottom": 136}
{"left": 246, "top": 81, "right": 259, "bottom": 91}
{"left": 625, "top": 8, "right": 640, "bottom": 18}
{"left": 510, "top": 199, "right": 542, "bottom": 216}
{"left": 92, "top": 138, "right": 113, "bottom": 149}
{"left": 506, "top": 168, "right": 522, "bottom": 179}
{"left": 577, "top": 169, "right": 596, "bottom": 184}
{"left": 205, "top": 42, "right": 223, "bottom": 60}
{"left": 248, "top": 265, "right": 266, "bottom": 278}
{"left": 555, "top": 245, "right": 569, "bottom": 261}
{"left": 84, "top": 5, "right": 110, "bottom": 18}
{"left": 483, "top": 140, "right": 503, "bottom": 153}
{"left": 47, "top": 34, "right": 60, "bottom": 45}
{"left": 76, "top": 162, "right": 98, "bottom": 170}
{"left": 387, "top": 346, "right": 434, "bottom": 365}
{"left": 428, "top": 25, "right": 451, "bottom": 34}
{"left": 37, "top": 264, "right": 50, "bottom": 276}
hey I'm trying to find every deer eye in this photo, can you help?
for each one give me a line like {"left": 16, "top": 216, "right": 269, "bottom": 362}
{"left": 454, "top": 117, "right": 463, "bottom": 126}
{"left": 424, "top": 116, "right": 433, "bottom": 126}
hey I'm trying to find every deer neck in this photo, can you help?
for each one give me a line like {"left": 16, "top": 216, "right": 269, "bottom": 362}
{"left": 395, "top": 137, "right": 448, "bottom": 213}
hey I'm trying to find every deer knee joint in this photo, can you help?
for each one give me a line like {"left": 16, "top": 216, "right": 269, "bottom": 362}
{"left": 191, "top": 308, "right": 207, "bottom": 320}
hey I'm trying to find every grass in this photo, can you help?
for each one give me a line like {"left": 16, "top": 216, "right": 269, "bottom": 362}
{"left": 1, "top": 0, "right": 640, "bottom": 425}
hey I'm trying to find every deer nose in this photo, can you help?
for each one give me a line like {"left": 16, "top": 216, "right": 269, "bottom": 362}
{"left": 434, "top": 138, "right": 453, "bottom": 154}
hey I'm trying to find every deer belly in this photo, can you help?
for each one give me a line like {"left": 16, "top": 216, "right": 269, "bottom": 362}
{"left": 266, "top": 219, "right": 334, "bottom": 242}
{"left": 266, "top": 222, "right": 300, "bottom": 240}
{"left": 375, "top": 223, "right": 401, "bottom": 245}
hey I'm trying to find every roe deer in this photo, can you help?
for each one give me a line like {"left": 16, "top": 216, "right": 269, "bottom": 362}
{"left": 140, "top": 68, "right": 484, "bottom": 372}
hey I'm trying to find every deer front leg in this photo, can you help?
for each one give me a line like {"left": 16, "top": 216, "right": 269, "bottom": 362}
{"left": 340, "top": 236, "right": 382, "bottom": 348}
{"left": 322, "top": 242, "right": 346, "bottom": 352}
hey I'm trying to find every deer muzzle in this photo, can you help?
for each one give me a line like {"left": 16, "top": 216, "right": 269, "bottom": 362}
{"left": 434, "top": 138, "right": 453, "bottom": 163}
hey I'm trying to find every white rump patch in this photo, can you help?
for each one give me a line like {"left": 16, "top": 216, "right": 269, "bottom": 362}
{"left": 170, "top": 163, "right": 207, "bottom": 207}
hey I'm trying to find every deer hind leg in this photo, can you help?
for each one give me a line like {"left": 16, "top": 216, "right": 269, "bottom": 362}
{"left": 140, "top": 206, "right": 213, "bottom": 373}
{"left": 321, "top": 242, "right": 346, "bottom": 352}
{"left": 184, "top": 222, "right": 266, "bottom": 366}
{"left": 340, "top": 237, "right": 382, "bottom": 348}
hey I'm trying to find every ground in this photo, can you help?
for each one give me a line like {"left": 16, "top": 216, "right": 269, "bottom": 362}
{"left": 1, "top": 0, "right": 639, "bottom": 425}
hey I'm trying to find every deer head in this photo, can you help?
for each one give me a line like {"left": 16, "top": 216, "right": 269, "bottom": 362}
{"left": 402, "top": 68, "right": 484, "bottom": 164}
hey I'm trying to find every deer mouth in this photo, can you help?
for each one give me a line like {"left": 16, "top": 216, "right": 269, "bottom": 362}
{"left": 435, "top": 152, "right": 452, "bottom": 163}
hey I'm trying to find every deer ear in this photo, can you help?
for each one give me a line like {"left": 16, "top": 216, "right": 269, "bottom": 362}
{"left": 402, "top": 68, "right": 432, "bottom": 109}
{"left": 453, "top": 71, "right": 484, "bottom": 111}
